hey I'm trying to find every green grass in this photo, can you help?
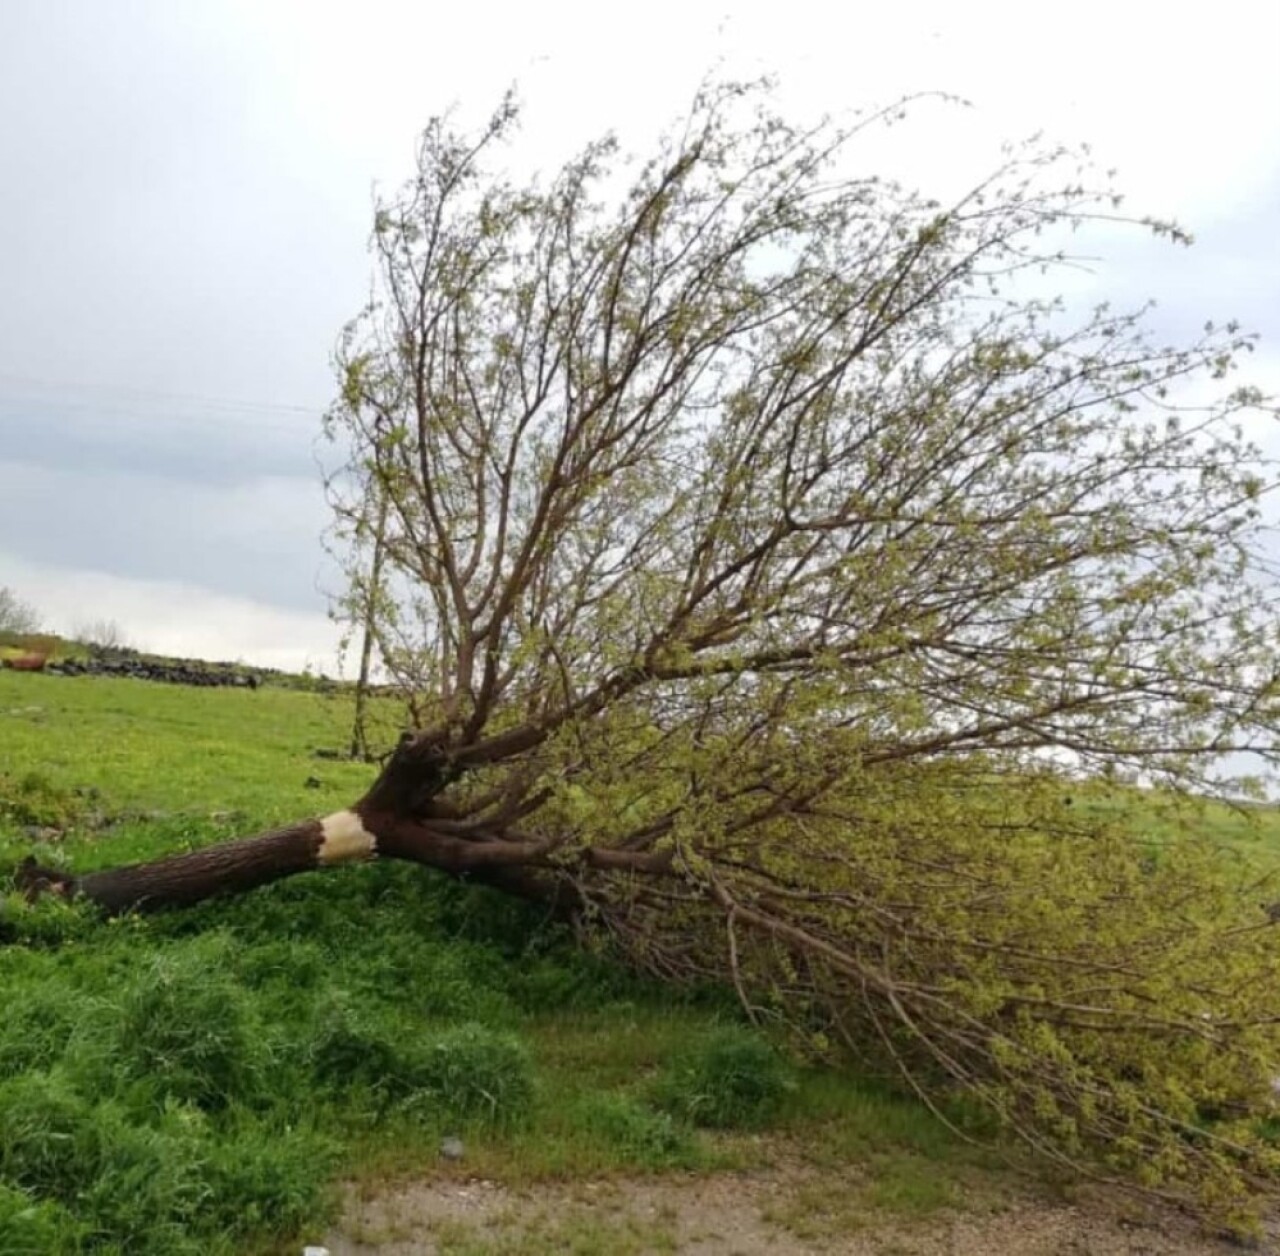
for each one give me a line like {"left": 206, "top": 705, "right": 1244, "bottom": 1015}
{"left": 0, "top": 669, "right": 1002, "bottom": 1252}
{"left": 0, "top": 669, "right": 372, "bottom": 825}
{"left": 1064, "top": 780, "right": 1280, "bottom": 853}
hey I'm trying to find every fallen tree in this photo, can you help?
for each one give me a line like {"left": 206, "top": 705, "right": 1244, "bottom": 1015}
{"left": 19, "top": 84, "right": 1280, "bottom": 1225}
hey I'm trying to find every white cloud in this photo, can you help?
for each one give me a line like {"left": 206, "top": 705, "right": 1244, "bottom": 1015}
{"left": 0, "top": 460, "right": 337, "bottom": 611}
{"left": 0, "top": 551, "right": 343, "bottom": 675}
{"left": 219, "top": 0, "right": 1280, "bottom": 220}
{"left": 0, "top": 0, "right": 1276, "bottom": 668}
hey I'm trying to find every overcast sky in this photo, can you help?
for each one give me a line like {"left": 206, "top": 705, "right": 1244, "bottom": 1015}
{"left": 1, "top": 0, "right": 1277, "bottom": 672}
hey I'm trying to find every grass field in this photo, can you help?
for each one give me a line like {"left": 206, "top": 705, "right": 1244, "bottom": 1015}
{"left": 0, "top": 669, "right": 1018, "bottom": 1255}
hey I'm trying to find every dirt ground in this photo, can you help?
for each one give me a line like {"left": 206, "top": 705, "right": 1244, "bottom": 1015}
{"left": 324, "top": 1165, "right": 1276, "bottom": 1256}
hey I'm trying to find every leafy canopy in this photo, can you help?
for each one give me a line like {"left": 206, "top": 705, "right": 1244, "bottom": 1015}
{"left": 0, "top": 588, "right": 40, "bottom": 637}
{"left": 326, "top": 82, "right": 1280, "bottom": 1223}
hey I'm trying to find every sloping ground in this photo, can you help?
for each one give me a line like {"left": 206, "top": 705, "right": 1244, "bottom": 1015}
{"left": 7, "top": 671, "right": 1280, "bottom": 1253}
{"left": 327, "top": 1167, "right": 1271, "bottom": 1256}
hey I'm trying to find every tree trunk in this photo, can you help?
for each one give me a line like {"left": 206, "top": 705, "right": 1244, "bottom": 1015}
{"left": 12, "top": 733, "right": 519, "bottom": 915}
{"left": 13, "top": 732, "right": 671, "bottom": 917}
{"left": 18, "top": 820, "right": 337, "bottom": 912}
{"left": 349, "top": 495, "right": 389, "bottom": 761}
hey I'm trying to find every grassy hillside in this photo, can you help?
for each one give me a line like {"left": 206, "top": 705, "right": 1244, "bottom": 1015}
{"left": 0, "top": 670, "right": 1009, "bottom": 1254}
{"left": 0, "top": 668, "right": 371, "bottom": 830}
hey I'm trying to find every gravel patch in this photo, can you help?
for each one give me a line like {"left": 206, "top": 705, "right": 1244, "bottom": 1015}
{"left": 324, "top": 1168, "right": 1275, "bottom": 1255}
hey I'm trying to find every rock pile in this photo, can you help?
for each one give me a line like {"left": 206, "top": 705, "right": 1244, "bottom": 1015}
{"left": 41, "top": 656, "right": 260, "bottom": 688}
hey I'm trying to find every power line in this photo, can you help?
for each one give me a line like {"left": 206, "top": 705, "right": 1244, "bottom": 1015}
{"left": 0, "top": 382, "right": 328, "bottom": 440}
{"left": 0, "top": 369, "right": 327, "bottom": 422}
{"left": 0, "top": 396, "right": 310, "bottom": 440}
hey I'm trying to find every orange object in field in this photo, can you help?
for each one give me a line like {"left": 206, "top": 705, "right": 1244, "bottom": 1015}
{"left": 1, "top": 652, "right": 48, "bottom": 671}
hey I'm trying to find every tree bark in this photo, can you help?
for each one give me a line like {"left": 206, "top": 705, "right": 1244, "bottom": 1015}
{"left": 349, "top": 494, "right": 389, "bottom": 761}
{"left": 12, "top": 732, "right": 672, "bottom": 918}
{"left": 16, "top": 821, "right": 329, "bottom": 912}
{"left": 13, "top": 733, "right": 502, "bottom": 915}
